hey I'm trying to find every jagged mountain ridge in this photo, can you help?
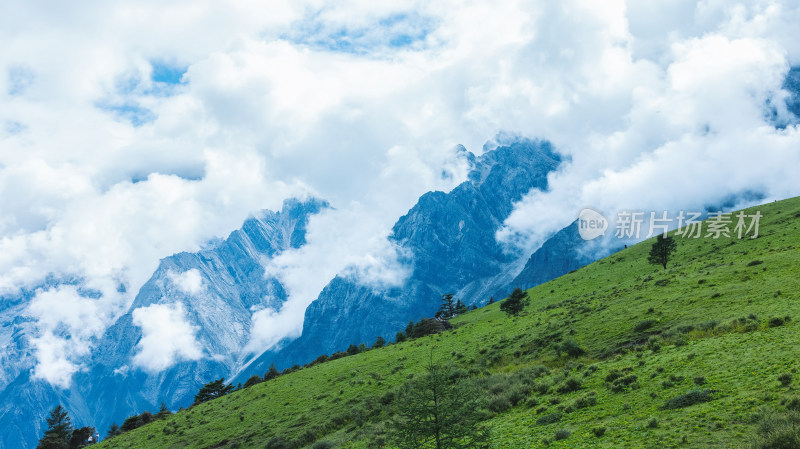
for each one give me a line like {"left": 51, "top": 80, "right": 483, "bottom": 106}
{"left": 237, "top": 139, "right": 599, "bottom": 378}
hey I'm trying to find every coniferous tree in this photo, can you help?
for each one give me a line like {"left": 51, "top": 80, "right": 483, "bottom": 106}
{"left": 264, "top": 363, "right": 281, "bottom": 381}
{"left": 648, "top": 234, "right": 677, "bottom": 269}
{"left": 500, "top": 288, "right": 528, "bottom": 316}
{"left": 392, "top": 358, "right": 489, "bottom": 448}
{"left": 395, "top": 331, "right": 407, "bottom": 343}
{"left": 373, "top": 336, "right": 386, "bottom": 348}
{"left": 455, "top": 299, "right": 468, "bottom": 315}
{"left": 193, "top": 378, "right": 234, "bottom": 405}
{"left": 488, "top": 296, "right": 495, "bottom": 304}
{"left": 37, "top": 405, "right": 73, "bottom": 449}
{"left": 435, "top": 293, "right": 456, "bottom": 319}
{"left": 106, "top": 423, "right": 120, "bottom": 438}
{"left": 156, "top": 403, "right": 172, "bottom": 420}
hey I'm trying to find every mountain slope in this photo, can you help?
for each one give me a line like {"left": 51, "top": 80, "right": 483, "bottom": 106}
{"left": 94, "top": 195, "right": 800, "bottom": 449}
{"left": 240, "top": 139, "right": 572, "bottom": 375}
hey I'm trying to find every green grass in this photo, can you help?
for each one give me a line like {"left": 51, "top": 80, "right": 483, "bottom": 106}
{"left": 96, "top": 197, "right": 800, "bottom": 449}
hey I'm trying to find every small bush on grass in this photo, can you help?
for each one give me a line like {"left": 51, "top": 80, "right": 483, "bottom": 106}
{"left": 265, "top": 437, "right": 293, "bottom": 449}
{"left": 572, "top": 392, "right": 597, "bottom": 409}
{"left": 536, "top": 412, "right": 562, "bottom": 425}
{"left": 592, "top": 427, "right": 606, "bottom": 437}
{"left": 661, "top": 390, "right": 714, "bottom": 409}
{"left": 558, "top": 338, "right": 585, "bottom": 357}
{"left": 634, "top": 319, "right": 656, "bottom": 332}
{"left": 607, "top": 374, "right": 638, "bottom": 393}
{"left": 770, "top": 317, "right": 788, "bottom": 328}
{"left": 557, "top": 377, "right": 582, "bottom": 394}
{"left": 486, "top": 395, "right": 512, "bottom": 414}
{"left": 554, "top": 430, "right": 571, "bottom": 441}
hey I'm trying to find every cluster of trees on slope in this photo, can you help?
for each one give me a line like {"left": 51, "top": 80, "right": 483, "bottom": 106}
{"left": 36, "top": 406, "right": 96, "bottom": 449}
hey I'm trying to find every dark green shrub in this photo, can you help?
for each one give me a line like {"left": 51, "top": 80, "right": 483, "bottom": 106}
{"left": 592, "top": 427, "right": 606, "bottom": 437}
{"left": 265, "top": 437, "right": 293, "bottom": 449}
{"left": 407, "top": 318, "right": 446, "bottom": 339}
{"left": 536, "top": 412, "right": 562, "bottom": 425}
{"left": 312, "top": 442, "right": 335, "bottom": 449}
{"left": 532, "top": 381, "right": 551, "bottom": 395}
{"left": 554, "top": 430, "right": 571, "bottom": 440}
{"left": 557, "top": 377, "right": 582, "bottom": 394}
{"left": 634, "top": 319, "right": 656, "bottom": 332}
{"left": 661, "top": 390, "right": 714, "bottom": 409}
{"left": 647, "top": 418, "right": 659, "bottom": 428}
{"left": 573, "top": 393, "right": 597, "bottom": 409}
{"left": 693, "top": 376, "right": 706, "bottom": 386}
{"left": 559, "top": 338, "right": 585, "bottom": 357}
{"left": 380, "top": 391, "right": 396, "bottom": 405}
{"left": 605, "top": 369, "right": 624, "bottom": 383}
{"left": 748, "top": 260, "right": 764, "bottom": 266}
{"left": 607, "top": 374, "right": 638, "bottom": 393}
{"left": 487, "top": 395, "right": 512, "bottom": 413}
{"left": 770, "top": 317, "right": 787, "bottom": 328}
{"left": 243, "top": 375, "right": 263, "bottom": 389}
{"left": 507, "top": 388, "right": 526, "bottom": 406}
{"left": 779, "top": 373, "right": 794, "bottom": 387}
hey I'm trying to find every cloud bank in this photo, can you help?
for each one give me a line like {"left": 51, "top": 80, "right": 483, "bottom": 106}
{"left": 1, "top": 0, "right": 798, "bottom": 384}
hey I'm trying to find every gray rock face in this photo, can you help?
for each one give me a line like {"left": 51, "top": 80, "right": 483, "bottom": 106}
{"left": 0, "top": 198, "right": 327, "bottom": 448}
{"left": 239, "top": 139, "right": 568, "bottom": 375}
{"left": 511, "top": 220, "right": 592, "bottom": 290}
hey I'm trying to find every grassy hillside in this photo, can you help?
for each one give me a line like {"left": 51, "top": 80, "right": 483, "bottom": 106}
{"left": 95, "top": 197, "right": 800, "bottom": 449}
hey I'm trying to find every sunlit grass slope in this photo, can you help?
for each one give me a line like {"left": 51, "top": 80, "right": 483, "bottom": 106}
{"left": 96, "top": 196, "right": 800, "bottom": 449}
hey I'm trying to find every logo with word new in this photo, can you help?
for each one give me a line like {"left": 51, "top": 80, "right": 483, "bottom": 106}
{"left": 578, "top": 208, "right": 608, "bottom": 241}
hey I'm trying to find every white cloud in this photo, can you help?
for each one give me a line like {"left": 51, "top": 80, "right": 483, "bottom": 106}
{"left": 1, "top": 0, "right": 799, "bottom": 385}
{"left": 168, "top": 268, "right": 205, "bottom": 296}
{"left": 131, "top": 302, "right": 203, "bottom": 373}
{"left": 245, "top": 201, "right": 416, "bottom": 353}
{"left": 499, "top": 29, "right": 800, "bottom": 252}
{"left": 26, "top": 285, "right": 109, "bottom": 387}
{"left": 30, "top": 332, "right": 80, "bottom": 389}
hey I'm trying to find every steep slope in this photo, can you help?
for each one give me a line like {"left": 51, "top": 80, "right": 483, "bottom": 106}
{"left": 94, "top": 195, "right": 800, "bottom": 449}
{"left": 0, "top": 198, "right": 327, "bottom": 449}
{"left": 241, "top": 139, "right": 570, "bottom": 374}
